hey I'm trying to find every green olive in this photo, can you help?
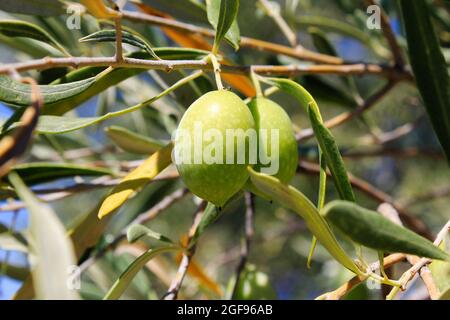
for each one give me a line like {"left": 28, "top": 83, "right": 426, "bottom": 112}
{"left": 232, "top": 265, "right": 277, "bottom": 300}
{"left": 174, "top": 90, "right": 255, "bottom": 207}
{"left": 247, "top": 97, "right": 298, "bottom": 183}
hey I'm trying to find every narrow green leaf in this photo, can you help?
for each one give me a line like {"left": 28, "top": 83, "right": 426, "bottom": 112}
{"left": 0, "top": 0, "right": 65, "bottom": 16}
{"left": 308, "top": 104, "right": 356, "bottom": 202}
{"left": 11, "top": 162, "right": 112, "bottom": 185}
{"left": 105, "top": 126, "right": 166, "bottom": 154}
{"left": 29, "top": 72, "right": 202, "bottom": 134}
{"left": 262, "top": 77, "right": 356, "bottom": 202}
{"left": 126, "top": 224, "right": 173, "bottom": 244}
{"left": 206, "top": 0, "right": 240, "bottom": 51}
{"left": 399, "top": 0, "right": 450, "bottom": 162}
{"left": 80, "top": 29, "right": 159, "bottom": 60}
{"left": 0, "top": 20, "right": 70, "bottom": 56}
{"left": 104, "top": 246, "right": 179, "bottom": 300}
{"left": 322, "top": 200, "right": 450, "bottom": 261}
{"left": 248, "top": 168, "right": 360, "bottom": 274}
{"left": 8, "top": 172, "right": 79, "bottom": 299}
{"left": 0, "top": 76, "right": 96, "bottom": 108}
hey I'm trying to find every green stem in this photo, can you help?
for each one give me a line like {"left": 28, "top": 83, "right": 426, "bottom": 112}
{"left": 207, "top": 54, "right": 224, "bottom": 90}
{"left": 250, "top": 71, "right": 263, "bottom": 97}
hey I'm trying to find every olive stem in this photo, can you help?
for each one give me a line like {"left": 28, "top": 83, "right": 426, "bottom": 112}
{"left": 207, "top": 54, "right": 224, "bottom": 90}
{"left": 250, "top": 70, "right": 263, "bottom": 97}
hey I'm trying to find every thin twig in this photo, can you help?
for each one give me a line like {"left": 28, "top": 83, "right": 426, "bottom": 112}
{"left": 114, "top": 17, "right": 124, "bottom": 63}
{"left": 230, "top": 192, "right": 255, "bottom": 298}
{"left": 0, "top": 172, "right": 180, "bottom": 212}
{"left": 121, "top": 9, "right": 341, "bottom": 65}
{"left": 0, "top": 56, "right": 411, "bottom": 80}
{"left": 258, "top": 0, "right": 298, "bottom": 47}
{"left": 366, "top": 0, "right": 405, "bottom": 67}
{"left": 400, "top": 186, "right": 450, "bottom": 208}
{"left": 386, "top": 220, "right": 449, "bottom": 300}
{"left": 341, "top": 147, "right": 444, "bottom": 160}
{"left": 316, "top": 253, "right": 407, "bottom": 300}
{"left": 78, "top": 188, "right": 190, "bottom": 274}
{"left": 163, "top": 201, "right": 207, "bottom": 300}
{"left": 378, "top": 204, "right": 445, "bottom": 300}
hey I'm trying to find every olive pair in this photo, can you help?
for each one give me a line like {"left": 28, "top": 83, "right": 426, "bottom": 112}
{"left": 174, "top": 90, "right": 298, "bottom": 206}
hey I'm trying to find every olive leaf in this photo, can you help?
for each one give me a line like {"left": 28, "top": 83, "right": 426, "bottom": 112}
{"left": 322, "top": 200, "right": 450, "bottom": 261}
{"left": 79, "top": 29, "right": 160, "bottom": 60}
{"left": 127, "top": 224, "right": 174, "bottom": 244}
{"left": 0, "top": 0, "right": 65, "bottom": 16}
{"left": 104, "top": 246, "right": 179, "bottom": 300}
{"left": 98, "top": 142, "right": 174, "bottom": 219}
{"left": 11, "top": 162, "right": 112, "bottom": 185}
{"left": 3, "top": 71, "right": 202, "bottom": 134}
{"left": 0, "top": 75, "right": 96, "bottom": 108}
{"left": 206, "top": 0, "right": 240, "bottom": 52}
{"left": 247, "top": 167, "right": 361, "bottom": 274}
{"left": 8, "top": 172, "right": 79, "bottom": 299}
{"left": 105, "top": 126, "right": 166, "bottom": 155}
{"left": 399, "top": 0, "right": 450, "bottom": 163}
{"left": 0, "top": 20, "right": 70, "bottom": 56}
{"left": 261, "top": 77, "right": 356, "bottom": 202}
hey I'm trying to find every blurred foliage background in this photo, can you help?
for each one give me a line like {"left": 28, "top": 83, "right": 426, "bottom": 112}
{"left": 0, "top": 0, "right": 449, "bottom": 300}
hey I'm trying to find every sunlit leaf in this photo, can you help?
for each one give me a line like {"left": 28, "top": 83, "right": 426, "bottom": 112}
{"left": 206, "top": 0, "right": 240, "bottom": 51}
{"left": 98, "top": 143, "right": 174, "bottom": 219}
{"left": 104, "top": 246, "right": 179, "bottom": 300}
{"left": 429, "top": 239, "right": 450, "bottom": 295}
{"left": 8, "top": 172, "right": 79, "bottom": 299}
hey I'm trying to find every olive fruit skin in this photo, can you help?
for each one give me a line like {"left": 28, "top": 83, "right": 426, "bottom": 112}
{"left": 232, "top": 265, "right": 277, "bottom": 300}
{"left": 174, "top": 90, "right": 255, "bottom": 207}
{"left": 247, "top": 97, "right": 298, "bottom": 183}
